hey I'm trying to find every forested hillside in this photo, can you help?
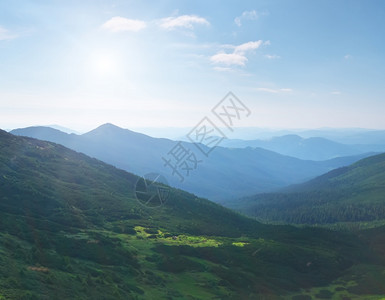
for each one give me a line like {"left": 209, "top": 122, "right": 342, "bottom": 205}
{"left": 230, "top": 153, "right": 385, "bottom": 226}
{"left": 1, "top": 129, "right": 385, "bottom": 299}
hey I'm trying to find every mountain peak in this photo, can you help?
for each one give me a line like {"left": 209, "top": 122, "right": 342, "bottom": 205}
{"left": 10, "top": 126, "right": 70, "bottom": 142}
{"left": 91, "top": 123, "right": 124, "bottom": 132}
{"left": 99, "top": 123, "right": 121, "bottom": 129}
{"left": 82, "top": 123, "right": 151, "bottom": 141}
{"left": 84, "top": 123, "right": 128, "bottom": 135}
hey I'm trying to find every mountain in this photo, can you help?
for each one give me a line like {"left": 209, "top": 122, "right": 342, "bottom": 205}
{"left": 10, "top": 124, "right": 375, "bottom": 202}
{"left": 193, "top": 127, "right": 385, "bottom": 144}
{"left": 229, "top": 153, "right": 385, "bottom": 226}
{"left": 299, "top": 129, "right": 385, "bottom": 145}
{"left": 240, "top": 127, "right": 385, "bottom": 145}
{"left": 220, "top": 134, "right": 384, "bottom": 161}
{"left": 46, "top": 124, "right": 81, "bottom": 134}
{"left": 1, "top": 129, "right": 385, "bottom": 299}
{"left": 10, "top": 126, "right": 75, "bottom": 144}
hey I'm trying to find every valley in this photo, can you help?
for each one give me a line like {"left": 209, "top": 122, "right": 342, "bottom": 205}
{"left": 1, "top": 129, "right": 385, "bottom": 299}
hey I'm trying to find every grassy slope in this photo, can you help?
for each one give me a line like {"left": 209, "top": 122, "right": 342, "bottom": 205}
{"left": 230, "top": 153, "right": 385, "bottom": 226}
{"left": 0, "top": 130, "right": 384, "bottom": 299}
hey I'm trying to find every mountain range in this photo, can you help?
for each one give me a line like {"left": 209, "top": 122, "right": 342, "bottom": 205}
{"left": 10, "top": 124, "right": 375, "bottom": 202}
{"left": 221, "top": 127, "right": 385, "bottom": 145}
{"left": 1, "top": 129, "right": 385, "bottom": 299}
{"left": 220, "top": 134, "right": 385, "bottom": 161}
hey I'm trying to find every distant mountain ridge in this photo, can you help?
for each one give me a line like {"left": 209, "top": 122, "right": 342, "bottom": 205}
{"left": 220, "top": 134, "right": 385, "bottom": 160}
{"left": 11, "top": 124, "right": 375, "bottom": 201}
{"left": 229, "top": 152, "right": 385, "bottom": 225}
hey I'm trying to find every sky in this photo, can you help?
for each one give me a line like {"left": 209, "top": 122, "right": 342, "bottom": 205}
{"left": 1, "top": 0, "right": 385, "bottom": 134}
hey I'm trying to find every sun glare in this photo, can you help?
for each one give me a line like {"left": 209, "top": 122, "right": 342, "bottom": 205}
{"left": 89, "top": 53, "right": 118, "bottom": 76}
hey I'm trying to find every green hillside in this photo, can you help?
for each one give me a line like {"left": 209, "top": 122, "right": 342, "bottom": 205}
{"left": 1, "top": 130, "right": 385, "bottom": 299}
{"left": 231, "top": 153, "right": 385, "bottom": 226}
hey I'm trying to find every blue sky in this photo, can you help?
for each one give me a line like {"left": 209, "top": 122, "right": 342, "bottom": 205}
{"left": 1, "top": 0, "right": 385, "bottom": 133}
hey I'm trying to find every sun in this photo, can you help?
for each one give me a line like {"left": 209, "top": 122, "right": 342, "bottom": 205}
{"left": 89, "top": 52, "right": 118, "bottom": 76}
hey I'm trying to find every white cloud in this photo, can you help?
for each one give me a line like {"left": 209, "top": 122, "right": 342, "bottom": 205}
{"left": 101, "top": 17, "right": 146, "bottom": 32}
{"left": 234, "top": 40, "right": 263, "bottom": 54}
{"left": 331, "top": 91, "right": 341, "bottom": 95}
{"left": 159, "top": 15, "right": 209, "bottom": 30}
{"left": 234, "top": 10, "right": 258, "bottom": 27}
{"left": 256, "top": 87, "right": 293, "bottom": 93}
{"left": 256, "top": 87, "right": 279, "bottom": 93}
{"left": 0, "top": 26, "right": 16, "bottom": 40}
{"left": 265, "top": 54, "right": 281, "bottom": 59}
{"left": 210, "top": 40, "right": 265, "bottom": 67}
{"left": 210, "top": 52, "right": 248, "bottom": 66}
{"left": 344, "top": 54, "right": 353, "bottom": 59}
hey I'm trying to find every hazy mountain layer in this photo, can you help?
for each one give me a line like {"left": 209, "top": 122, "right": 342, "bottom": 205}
{"left": 221, "top": 134, "right": 384, "bottom": 160}
{"left": 11, "top": 124, "right": 374, "bottom": 201}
